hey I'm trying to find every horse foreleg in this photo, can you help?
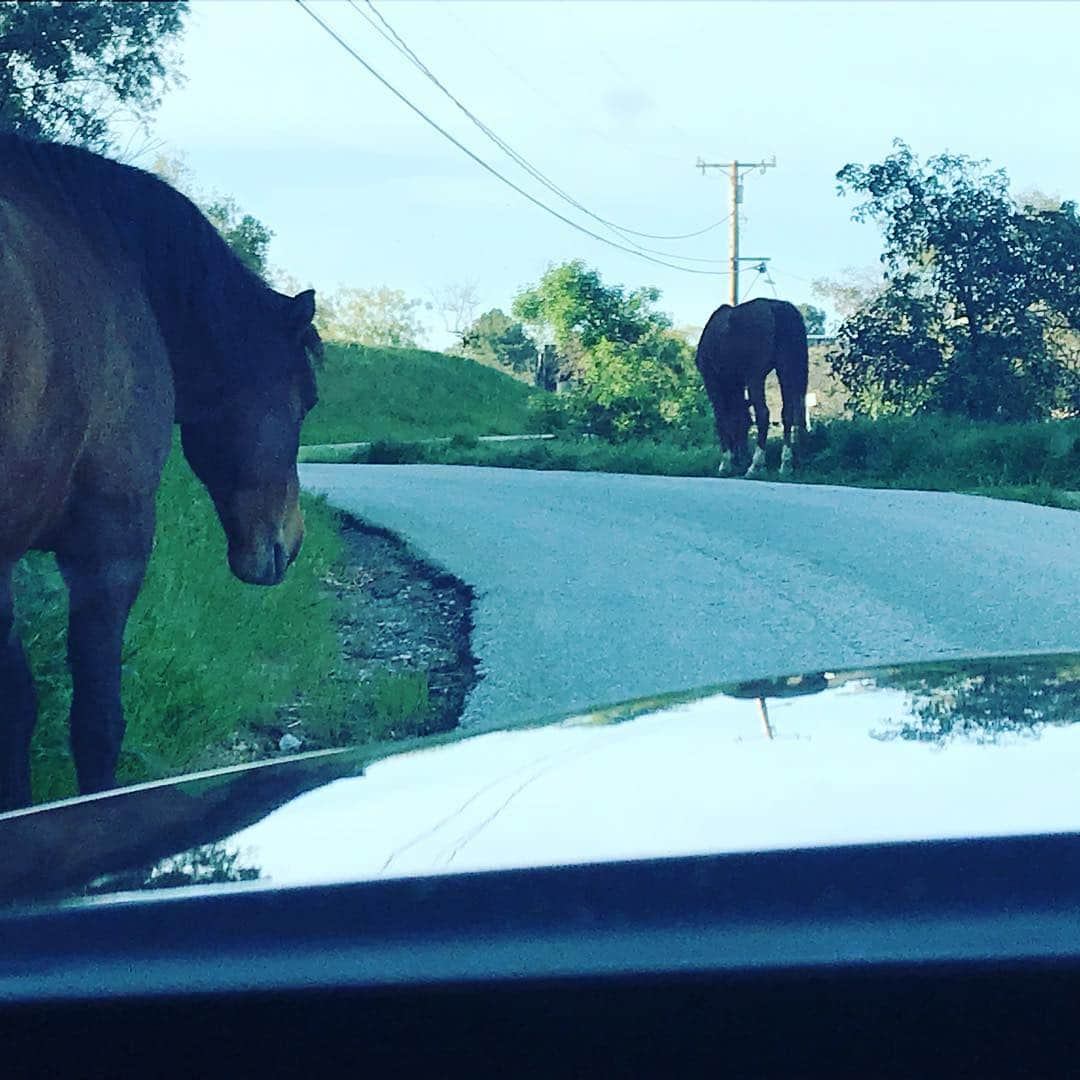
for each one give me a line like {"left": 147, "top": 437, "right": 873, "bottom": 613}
{"left": 746, "top": 386, "right": 769, "bottom": 478}
{"left": 779, "top": 444, "right": 794, "bottom": 476}
{"left": 56, "top": 495, "right": 153, "bottom": 796}
{"left": 0, "top": 564, "right": 38, "bottom": 810}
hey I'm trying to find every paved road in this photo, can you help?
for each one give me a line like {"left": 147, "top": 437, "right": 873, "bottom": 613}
{"left": 301, "top": 465, "right": 1080, "bottom": 732}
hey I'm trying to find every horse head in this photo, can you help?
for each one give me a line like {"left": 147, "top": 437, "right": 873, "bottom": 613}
{"left": 180, "top": 289, "right": 320, "bottom": 586}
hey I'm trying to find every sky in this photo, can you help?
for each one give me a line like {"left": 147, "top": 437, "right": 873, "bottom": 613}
{"left": 143, "top": 0, "right": 1080, "bottom": 349}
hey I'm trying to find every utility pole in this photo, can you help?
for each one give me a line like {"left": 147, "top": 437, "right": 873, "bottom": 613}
{"left": 695, "top": 156, "right": 776, "bottom": 305}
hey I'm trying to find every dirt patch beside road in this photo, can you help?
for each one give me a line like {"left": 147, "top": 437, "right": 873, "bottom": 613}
{"left": 194, "top": 513, "right": 478, "bottom": 770}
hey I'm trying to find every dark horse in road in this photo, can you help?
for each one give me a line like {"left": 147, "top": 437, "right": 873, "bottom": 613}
{"left": 695, "top": 298, "right": 809, "bottom": 478}
{"left": 0, "top": 135, "right": 321, "bottom": 809}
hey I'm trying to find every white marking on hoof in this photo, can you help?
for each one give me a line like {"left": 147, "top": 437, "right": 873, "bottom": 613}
{"left": 779, "top": 445, "right": 794, "bottom": 476}
{"left": 717, "top": 451, "right": 734, "bottom": 477}
{"left": 745, "top": 446, "right": 767, "bottom": 478}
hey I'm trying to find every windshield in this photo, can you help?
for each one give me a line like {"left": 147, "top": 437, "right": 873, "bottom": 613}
{"left": 2, "top": 0, "right": 1080, "bottom": 896}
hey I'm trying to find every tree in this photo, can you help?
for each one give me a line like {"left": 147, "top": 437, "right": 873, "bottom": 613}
{"left": 1017, "top": 189, "right": 1064, "bottom": 214}
{"left": 829, "top": 276, "right": 950, "bottom": 416}
{"left": 513, "top": 259, "right": 669, "bottom": 374}
{"left": 430, "top": 281, "right": 480, "bottom": 344}
{"left": 570, "top": 329, "right": 702, "bottom": 439}
{"left": 461, "top": 309, "right": 536, "bottom": 373}
{"left": 796, "top": 303, "right": 827, "bottom": 336}
{"left": 512, "top": 261, "right": 702, "bottom": 438}
{"left": 0, "top": 1, "right": 187, "bottom": 150}
{"left": 812, "top": 267, "right": 885, "bottom": 321}
{"left": 829, "top": 140, "right": 1080, "bottom": 420}
{"left": 317, "top": 286, "right": 428, "bottom": 348}
{"left": 201, "top": 197, "right": 273, "bottom": 279}
{"left": 871, "top": 655, "right": 1080, "bottom": 747}
{"left": 673, "top": 325, "right": 703, "bottom": 347}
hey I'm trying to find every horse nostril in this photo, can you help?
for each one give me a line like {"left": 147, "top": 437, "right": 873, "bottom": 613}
{"left": 273, "top": 541, "right": 287, "bottom": 581}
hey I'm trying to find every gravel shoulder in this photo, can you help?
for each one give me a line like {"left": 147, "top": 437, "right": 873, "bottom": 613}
{"left": 193, "top": 512, "right": 478, "bottom": 770}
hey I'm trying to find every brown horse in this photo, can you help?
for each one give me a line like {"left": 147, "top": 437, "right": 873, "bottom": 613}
{"left": 0, "top": 134, "right": 321, "bottom": 810}
{"left": 695, "top": 298, "right": 808, "bottom": 477}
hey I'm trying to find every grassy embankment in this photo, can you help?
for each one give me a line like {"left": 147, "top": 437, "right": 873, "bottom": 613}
{"left": 300, "top": 341, "right": 539, "bottom": 446}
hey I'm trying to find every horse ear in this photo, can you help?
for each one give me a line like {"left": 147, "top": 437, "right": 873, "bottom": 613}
{"left": 290, "top": 289, "right": 316, "bottom": 328}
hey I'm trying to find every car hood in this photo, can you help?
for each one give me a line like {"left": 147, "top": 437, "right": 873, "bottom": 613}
{"left": 4, "top": 650, "right": 1080, "bottom": 910}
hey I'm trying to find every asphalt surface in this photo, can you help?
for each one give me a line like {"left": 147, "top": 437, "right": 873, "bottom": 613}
{"left": 301, "top": 464, "right": 1080, "bottom": 731}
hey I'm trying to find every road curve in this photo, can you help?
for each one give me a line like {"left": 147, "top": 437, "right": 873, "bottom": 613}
{"left": 301, "top": 464, "right": 1080, "bottom": 732}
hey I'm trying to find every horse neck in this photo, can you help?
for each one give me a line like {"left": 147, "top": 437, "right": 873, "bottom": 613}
{"left": 154, "top": 277, "right": 262, "bottom": 423}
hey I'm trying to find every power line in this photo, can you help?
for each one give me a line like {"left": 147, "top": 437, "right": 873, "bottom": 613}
{"left": 353, "top": 0, "right": 726, "bottom": 255}
{"left": 434, "top": 5, "right": 731, "bottom": 243}
{"left": 294, "top": 0, "right": 729, "bottom": 276}
{"left": 770, "top": 265, "right": 817, "bottom": 286}
{"left": 351, "top": 0, "right": 730, "bottom": 251}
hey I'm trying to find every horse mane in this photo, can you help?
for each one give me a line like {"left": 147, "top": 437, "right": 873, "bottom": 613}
{"left": 0, "top": 133, "right": 313, "bottom": 404}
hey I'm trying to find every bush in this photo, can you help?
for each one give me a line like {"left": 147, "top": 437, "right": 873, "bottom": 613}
{"left": 366, "top": 439, "right": 426, "bottom": 464}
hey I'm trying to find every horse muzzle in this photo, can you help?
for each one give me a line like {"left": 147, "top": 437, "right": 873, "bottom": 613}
{"left": 228, "top": 531, "right": 302, "bottom": 587}
{"left": 221, "top": 484, "right": 305, "bottom": 587}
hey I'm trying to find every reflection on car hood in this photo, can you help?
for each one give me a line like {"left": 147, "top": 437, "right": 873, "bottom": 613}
{"left": 4, "top": 651, "right": 1080, "bottom": 910}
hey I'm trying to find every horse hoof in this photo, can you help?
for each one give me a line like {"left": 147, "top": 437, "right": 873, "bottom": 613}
{"left": 745, "top": 447, "right": 767, "bottom": 478}
{"left": 779, "top": 463, "right": 793, "bottom": 477}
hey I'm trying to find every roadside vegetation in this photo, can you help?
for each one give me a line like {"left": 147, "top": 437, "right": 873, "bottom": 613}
{"left": 300, "top": 417, "right": 1080, "bottom": 511}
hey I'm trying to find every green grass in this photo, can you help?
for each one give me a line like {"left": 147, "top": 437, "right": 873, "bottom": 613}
{"left": 299, "top": 415, "right": 1080, "bottom": 511}
{"left": 19, "top": 439, "right": 418, "bottom": 805}
{"left": 368, "top": 669, "right": 431, "bottom": 741}
{"left": 301, "top": 342, "right": 539, "bottom": 445}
